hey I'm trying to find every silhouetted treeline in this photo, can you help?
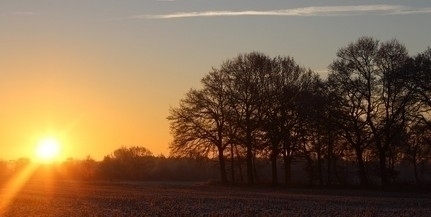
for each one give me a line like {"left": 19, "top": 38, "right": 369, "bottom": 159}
{"left": 58, "top": 147, "right": 219, "bottom": 181}
{"left": 0, "top": 147, "right": 220, "bottom": 182}
{"left": 168, "top": 37, "right": 431, "bottom": 187}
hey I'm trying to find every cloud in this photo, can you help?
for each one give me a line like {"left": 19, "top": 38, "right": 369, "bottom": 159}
{"left": 132, "top": 4, "right": 431, "bottom": 19}
{"left": 389, "top": 7, "right": 431, "bottom": 15}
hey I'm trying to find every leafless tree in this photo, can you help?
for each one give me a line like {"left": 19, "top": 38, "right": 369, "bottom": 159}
{"left": 167, "top": 69, "right": 233, "bottom": 183}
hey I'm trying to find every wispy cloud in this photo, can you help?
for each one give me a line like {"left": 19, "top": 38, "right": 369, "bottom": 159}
{"left": 132, "top": 4, "right": 431, "bottom": 19}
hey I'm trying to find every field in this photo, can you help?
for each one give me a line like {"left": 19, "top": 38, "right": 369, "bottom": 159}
{"left": 0, "top": 180, "right": 430, "bottom": 216}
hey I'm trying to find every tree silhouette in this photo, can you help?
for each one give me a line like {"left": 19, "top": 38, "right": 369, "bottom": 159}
{"left": 167, "top": 69, "right": 233, "bottom": 183}
{"left": 327, "top": 38, "right": 376, "bottom": 186}
{"left": 99, "top": 146, "right": 153, "bottom": 180}
{"left": 405, "top": 48, "right": 431, "bottom": 128}
{"left": 328, "top": 37, "right": 418, "bottom": 185}
{"left": 217, "top": 52, "right": 273, "bottom": 184}
{"left": 260, "top": 56, "right": 320, "bottom": 185}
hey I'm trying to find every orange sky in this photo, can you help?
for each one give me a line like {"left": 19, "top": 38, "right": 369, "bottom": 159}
{"left": 0, "top": 38, "right": 175, "bottom": 161}
{"left": 0, "top": 75, "right": 172, "bottom": 161}
{"left": 1, "top": 1, "right": 430, "bottom": 161}
{"left": 0, "top": 78, "right": 172, "bottom": 161}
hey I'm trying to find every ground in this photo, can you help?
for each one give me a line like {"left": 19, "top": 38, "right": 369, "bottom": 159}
{"left": 0, "top": 180, "right": 430, "bottom": 216}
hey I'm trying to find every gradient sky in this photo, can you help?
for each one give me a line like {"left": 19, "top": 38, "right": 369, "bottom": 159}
{"left": 1, "top": 0, "right": 430, "bottom": 161}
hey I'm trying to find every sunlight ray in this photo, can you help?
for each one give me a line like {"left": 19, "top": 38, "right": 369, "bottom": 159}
{"left": 0, "top": 163, "right": 38, "bottom": 214}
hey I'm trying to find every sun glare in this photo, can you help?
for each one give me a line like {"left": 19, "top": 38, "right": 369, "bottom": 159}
{"left": 35, "top": 138, "right": 60, "bottom": 163}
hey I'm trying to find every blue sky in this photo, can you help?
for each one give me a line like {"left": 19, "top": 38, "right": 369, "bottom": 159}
{"left": 0, "top": 0, "right": 430, "bottom": 159}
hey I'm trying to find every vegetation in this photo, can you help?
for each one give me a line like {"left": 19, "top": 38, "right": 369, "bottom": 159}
{"left": 168, "top": 37, "right": 431, "bottom": 186}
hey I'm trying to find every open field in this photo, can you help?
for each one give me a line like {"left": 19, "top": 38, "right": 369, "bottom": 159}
{"left": 0, "top": 180, "right": 430, "bottom": 217}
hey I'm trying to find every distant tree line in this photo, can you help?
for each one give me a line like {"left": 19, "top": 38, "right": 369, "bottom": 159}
{"left": 0, "top": 147, "right": 220, "bottom": 182}
{"left": 168, "top": 37, "right": 431, "bottom": 186}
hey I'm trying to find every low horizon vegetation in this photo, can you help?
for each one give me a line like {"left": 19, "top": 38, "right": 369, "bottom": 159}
{"left": 1, "top": 144, "right": 430, "bottom": 189}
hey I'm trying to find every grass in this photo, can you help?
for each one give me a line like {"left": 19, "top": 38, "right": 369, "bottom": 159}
{"left": 0, "top": 179, "right": 430, "bottom": 216}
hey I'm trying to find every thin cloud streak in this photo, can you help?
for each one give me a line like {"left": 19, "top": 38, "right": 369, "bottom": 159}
{"left": 389, "top": 8, "right": 431, "bottom": 15}
{"left": 133, "top": 5, "right": 431, "bottom": 19}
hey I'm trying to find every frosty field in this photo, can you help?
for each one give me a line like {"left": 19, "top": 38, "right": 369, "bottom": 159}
{"left": 1, "top": 180, "right": 430, "bottom": 216}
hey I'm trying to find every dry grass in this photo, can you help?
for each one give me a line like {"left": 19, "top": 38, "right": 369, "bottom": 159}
{"left": 0, "top": 180, "right": 430, "bottom": 216}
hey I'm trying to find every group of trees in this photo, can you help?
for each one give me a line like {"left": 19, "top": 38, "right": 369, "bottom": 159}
{"left": 95, "top": 146, "right": 217, "bottom": 181}
{"left": 168, "top": 37, "right": 431, "bottom": 186}
{"left": 0, "top": 146, "right": 220, "bottom": 182}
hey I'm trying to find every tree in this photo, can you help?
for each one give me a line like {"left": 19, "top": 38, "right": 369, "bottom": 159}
{"left": 404, "top": 48, "right": 431, "bottom": 128}
{"left": 328, "top": 37, "right": 415, "bottom": 185}
{"left": 399, "top": 48, "right": 431, "bottom": 183}
{"left": 167, "top": 69, "right": 232, "bottom": 183}
{"left": 221, "top": 52, "right": 273, "bottom": 184}
{"left": 327, "top": 39, "right": 375, "bottom": 186}
{"left": 297, "top": 79, "right": 335, "bottom": 186}
{"left": 261, "top": 56, "right": 320, "bottom": 185}
{"left": 104, "top": 146, "right": 154, "bottom": 180}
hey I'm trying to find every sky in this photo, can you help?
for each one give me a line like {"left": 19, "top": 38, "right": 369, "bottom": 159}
{"left": 1, "top": 0, "right": 430, "bottom": 161}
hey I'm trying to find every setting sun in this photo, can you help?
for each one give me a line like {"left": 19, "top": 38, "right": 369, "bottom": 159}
{"left": 35, "top": 138, "right": 61, "bottom": 163}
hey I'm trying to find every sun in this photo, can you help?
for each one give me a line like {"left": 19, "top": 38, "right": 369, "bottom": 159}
{"left": 35, "top": 138, "right": 61, "bottom": 163}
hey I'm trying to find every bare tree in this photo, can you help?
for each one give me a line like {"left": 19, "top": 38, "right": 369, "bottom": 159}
{"left": 329, "top": 37, "right": 416, "bottom": 185}
{"left": 328, "top": 38, "right": 375, "bottom": 186}
{"left": 404, "top": 48, "right": 431, "bottom": 128}
{"left": 262, "top": 56, "right": 320, "bottom": 185}
{"left": 220, "top": 52, "right": 273, "bottom": 184}
{"left": 297, "top": 79, "right": 336, "bottom": 186}
{"left": 399, "top": 47, "right": 431, "bottom": 184}
{"left": 167, "top": 69, "right": 232, "bottom": 183}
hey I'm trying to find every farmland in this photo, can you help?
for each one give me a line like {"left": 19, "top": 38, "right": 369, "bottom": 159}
{"left": 0, "top": 180, "right": 430, "bottom": 216}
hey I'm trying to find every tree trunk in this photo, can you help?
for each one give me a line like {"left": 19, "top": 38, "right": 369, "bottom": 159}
{"left": 253, "top": 152, "right": 259, "bottom": 183}
{"left": 283, "top": 153, "right": 292, "bottom": 185}
{"left": 271, "top": 148, "right": 278, "bottom": 185}
{"left": 413, "top": 155, "right": 420, "bottom": 185}
{"left": 217, "top": 147, "right": 227, "bottom": 183}
{"left": 379, "top": 150, "right": 389, "bottom": 186}
{"left": 355, "top": 149, "right": 368, "bottom": 186}
{"left": 230, "top": 144, "right": 235, "bottom": 183}
{"left": 235, "top": 146, "right": 244, "bottom": 183}
{"left": 246, "top": 144, "right": 254, "bottom": 184}
{"left": 305, "top": 155, "right": 314, "bottom": 185}
{"left": 327, "top": 132, "right": 333, "bottom": 185}
{"left": 317, "top": 152, "right": 323, "bottom": 186}
{"left": 245, "top": 127, "right": 254, "bottom": 184}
